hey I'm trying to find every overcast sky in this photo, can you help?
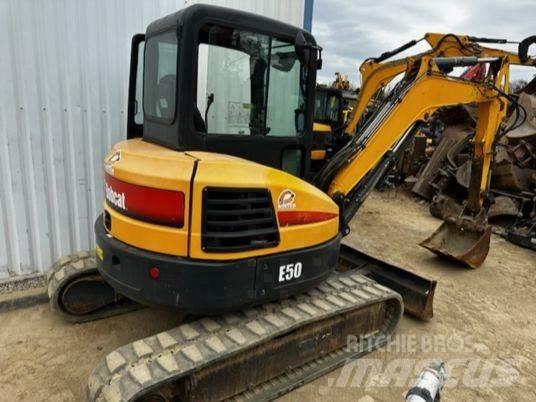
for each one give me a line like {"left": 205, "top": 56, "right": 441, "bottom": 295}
{"left": 312, "top": 0, "right": 536, "bottom": 86}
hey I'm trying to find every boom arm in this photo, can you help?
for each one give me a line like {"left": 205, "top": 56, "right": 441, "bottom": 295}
{"left": 332, "top": 59, "right": 506, "bottom": 197}
{"left": 345, "top": 33, "right": 534, "bottom": 136}
{"left": 315, "top": 50, "right": 535, "bottom": 231}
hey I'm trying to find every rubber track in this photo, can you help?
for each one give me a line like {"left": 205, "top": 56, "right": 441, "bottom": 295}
{"left": 87, "top": 271, "right": 403, "bottom": 401}
{"left": 47, "top": 250, "right": 140, "bottom": 323}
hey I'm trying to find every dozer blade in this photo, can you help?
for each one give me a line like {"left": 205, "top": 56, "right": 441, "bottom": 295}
{"left": 338, "top": 244, "right": 437, "bottom": 320}
{"left": 87, "top": 271, "right": 402, "bottom": 402}
{"left": 419, "top": 220, "right": 492, "bottom": 268}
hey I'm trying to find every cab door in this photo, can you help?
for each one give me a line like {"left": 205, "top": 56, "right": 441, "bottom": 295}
{"left": 191, "top": 25, "right": 315, "bottom": 178}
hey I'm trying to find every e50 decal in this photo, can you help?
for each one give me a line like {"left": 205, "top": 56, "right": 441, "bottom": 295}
{"left": 278, "top": 262, "right": 303, "bottom": 283}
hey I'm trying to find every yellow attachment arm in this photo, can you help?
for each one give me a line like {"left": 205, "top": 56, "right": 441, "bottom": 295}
{"left": 345, "top": 33, "right": 532, "bottom": 136}
{"left": 329, "top": 56, "right": 510, "bottom": 217}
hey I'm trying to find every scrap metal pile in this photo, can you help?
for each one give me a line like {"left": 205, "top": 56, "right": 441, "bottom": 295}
{"left": 398, "top": 76, "right": 536, "bottom": 251}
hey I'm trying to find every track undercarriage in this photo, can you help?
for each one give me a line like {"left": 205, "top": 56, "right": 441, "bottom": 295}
{"left": 46, "top": 248, "right": 419, "bottom": 401}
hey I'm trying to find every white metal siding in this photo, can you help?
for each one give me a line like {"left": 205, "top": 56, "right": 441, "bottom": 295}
{"left": 0, "top": 0, "right": 305, "bottom": 280}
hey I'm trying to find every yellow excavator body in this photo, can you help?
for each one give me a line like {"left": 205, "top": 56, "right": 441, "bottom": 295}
{"left": 103, "top": 138, "right": 338, "bottom": 259}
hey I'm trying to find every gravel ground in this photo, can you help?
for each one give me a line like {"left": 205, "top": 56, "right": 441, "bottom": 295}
{"left": 0, "top": 274, "right": 46, "bottom": 294}
{"left": 0, "top": 189, "right": 534, "bottom": 401}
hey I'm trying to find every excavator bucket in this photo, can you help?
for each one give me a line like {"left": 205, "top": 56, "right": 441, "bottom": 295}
{"left": 420, "top": 220, "right": 492, "bottom": 268}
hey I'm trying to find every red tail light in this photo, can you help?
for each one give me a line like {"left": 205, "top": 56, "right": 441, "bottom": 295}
{"left": 149, "top": 266, "right": 160, "bottom": 280}
{"left": 104, "top": 173, "right": 185, "bottom": 227}
{"left": 277, "top": 211, "right": 338, "bottom": 226}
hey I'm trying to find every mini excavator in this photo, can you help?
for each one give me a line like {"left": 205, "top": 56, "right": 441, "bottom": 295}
{"left": 46, "top": 5, "right": 536, "bottom": 401}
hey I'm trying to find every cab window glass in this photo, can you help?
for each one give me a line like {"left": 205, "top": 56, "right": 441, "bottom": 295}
{"left": 144, "top": 31, "right": 178, "bottom": 123}
{"left": 314, "top": 90, "right": 340, "bottom": 125}
{"left": 196, "top": 25, "right": 307, "bottom": 137}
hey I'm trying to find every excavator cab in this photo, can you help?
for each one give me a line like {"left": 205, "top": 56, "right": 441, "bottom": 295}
{"left": 127, "top": 5, "right": 320, "bottom": 179}
{"left": 310, "top": 87, "right": 344, "bottom": 168}
{"left": 314, "top": 87, "right": 344, "bottom": 133}
{"left": 90, "top": 5, "right": 344, "bottom": 316}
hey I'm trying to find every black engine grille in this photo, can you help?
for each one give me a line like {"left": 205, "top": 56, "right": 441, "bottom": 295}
{"left": 202, "top": 187, "right": 280, "bottom": 252}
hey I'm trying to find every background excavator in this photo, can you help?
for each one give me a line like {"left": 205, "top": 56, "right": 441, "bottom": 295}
{"left": 45, "top": 5, "right": 535, "bottom": 401}
{"left": 311, "top": 73, "right": 358, "bottom": 170}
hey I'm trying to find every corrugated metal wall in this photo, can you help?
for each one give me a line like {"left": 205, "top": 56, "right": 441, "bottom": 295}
{"left": 0, "top": 0, "right": 306, "bottom": 280}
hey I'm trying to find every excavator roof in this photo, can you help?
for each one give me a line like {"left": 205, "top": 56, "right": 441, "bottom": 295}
{"left": 146, "top": 3, "right": 317, "bottom": 45}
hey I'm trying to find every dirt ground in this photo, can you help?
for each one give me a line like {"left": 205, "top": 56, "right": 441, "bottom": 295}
{"left": 0, "top": 190, "right": 534, "bottom": 401}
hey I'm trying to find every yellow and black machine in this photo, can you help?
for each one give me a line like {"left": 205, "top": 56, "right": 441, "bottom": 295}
{"left": 46, "top": 5, "right": 535, "bottom": 401}
{"left": 312, "top": 86, "right": 358, "bottom": 167}
{"left": 311, "top": 86, "right": 345, "bottom": 168}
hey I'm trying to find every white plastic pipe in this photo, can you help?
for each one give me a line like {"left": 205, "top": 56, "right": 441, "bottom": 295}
{"left": 406, "top": 361, "right": 446, "bottom": 402}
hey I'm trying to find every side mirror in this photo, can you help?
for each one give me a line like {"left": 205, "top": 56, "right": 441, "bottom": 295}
{"left": 271, "top": 51, "right": 298, "bottom": 72}
{"left": 295, "top": 31, "right": 311, "bottom": 66}
{"left": 295, "top": 31, "right": 323, "bottom": 70}
{"left": 317, "top": 52, "right": 323, "bottom": 70}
